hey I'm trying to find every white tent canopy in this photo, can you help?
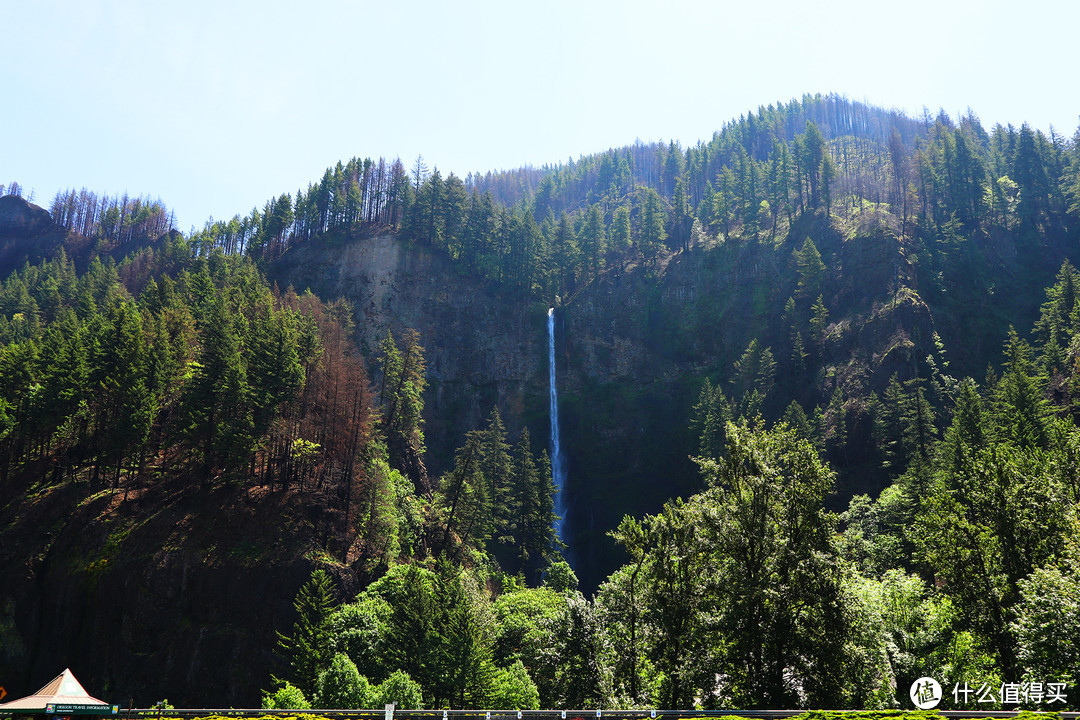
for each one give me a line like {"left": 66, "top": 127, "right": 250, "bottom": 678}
{"left": 0, "top": 669, "right": 113, "bottom": 715}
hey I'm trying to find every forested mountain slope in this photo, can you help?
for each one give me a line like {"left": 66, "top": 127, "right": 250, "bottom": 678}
{"left": 2, "top": 94, "right": 1080, "bottom": 709}
{"left": 272, "top": 94, "right": 1080, "bottom": 589}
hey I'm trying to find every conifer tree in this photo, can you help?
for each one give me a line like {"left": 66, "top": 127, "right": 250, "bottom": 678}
{"left": 609, "top": 205, "right": 631, "bottom": 261}
{"left": 794, "top": 238, "right": 825, "bottom": 299}
{"left": 377, "top": 329, "right": 427, "bottom": 484}
{"left": 638, "top": 188, "right": 667, "bottom": 262}
{"left": 994, "top": 328, "right": 1049, "bottom": 448}
{"left": 434, "top": 559, "right": 496, "bottom": 708}
{"left": 510, "top": 429, "right": 557, "bottom": 583}
{"left": 383, "top": 566, "right": 438, "bottom": 701}
{"left": 96, "top": 299, "right": 152, "bottom": 486}
{"left": 477, "top": 409, "right": 513, "bottom": 553}
{"left": 180, "top": 292, "right": 253, "bottom": 484}
{"left": 278, "top": 570, "right": 338, "bottom": 698}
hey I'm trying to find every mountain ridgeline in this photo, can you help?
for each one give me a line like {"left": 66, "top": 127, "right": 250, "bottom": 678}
{"left": 2, "top": 93, "right": 1080, "bottom": 709}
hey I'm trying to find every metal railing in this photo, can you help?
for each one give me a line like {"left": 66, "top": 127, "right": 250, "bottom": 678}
{"left": 119, "top": 709, "right": 1080, "bottom": 720}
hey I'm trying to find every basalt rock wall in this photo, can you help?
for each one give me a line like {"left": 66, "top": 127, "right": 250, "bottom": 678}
{"left": 269, "top": 227, "right": 940, "bottom": 590}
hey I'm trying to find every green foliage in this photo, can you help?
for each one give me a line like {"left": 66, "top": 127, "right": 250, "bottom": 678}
{"left": 794, "top": 238, "right": 826, "bottom": 298}
{"left": 314, "top": 652, "right": 374, "bottom": 709}
{"left": 810, "top": 294, "right": 829, "bottom": 341}
{"left": 536, "top": 592, "right": 602, "bottom": 708}
{"left": 699, "top": 421, "right": 849, "bottom": 708}
{"left": 261, "top": 681, "right": 311, "bottom": 710}
{"left": 11, "top": 95, "right": 1080, "bottom": 712}
{"left": 915, "top": 437, "right": 1073, "bottom": 674}
{"left": 508, "top": 428, "right": 559, "bottom": 583}
{"left": 327, "top": 594, "right": 392, "bottom": 682}
{"left": 690, "top": 378, "right": 731, "bottom": 459}
{"left": 993, "top": 328, "right": 1050, "bottom": 448}
{"left": 372, "top": 670, "right": 423, "bottom": 710}
{"left": 639, "top": 187, "right": 668, "bottom": 262}
{"left": 377, "top": 329, "right": 427, "bottom": 482}
{"left": 1013, "top": 528, "right": 1080, "bottom": 694}
{"left": 601, "top": 422, "right": 863, "bottom": 708}
{"left": 730, "top": 339, "right": 776, "bottom": 416}
{"left": 433, "top": 411, "right": 558, "bottom": 578}
{"left": 278, "top": 570, "right": 338, "bottom": 697}
{"left": 489, "top": 660, "right": 540, "bottom": 710}
{"left": 543, "top": 560, "right": 577, "bottom": 593}
{"left": 378, "top": 564, "right": 439, "bottom": 698}
{"left": 433, "top": 559, "right": 498, "bottom": 708}
{"left": 491, "top": 586, "right": 565, "bottom": 670}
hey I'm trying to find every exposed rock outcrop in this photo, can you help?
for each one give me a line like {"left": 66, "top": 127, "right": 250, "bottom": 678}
{"left": 0, "top": 195, "right": 53, "bottom": 236}
{"left": 0, "top": 195, "right": 62, "bottom": 277}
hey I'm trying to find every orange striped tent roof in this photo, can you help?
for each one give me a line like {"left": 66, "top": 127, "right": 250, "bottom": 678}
{"left": 0, "top": 669, "right": 107, "bottom": 711}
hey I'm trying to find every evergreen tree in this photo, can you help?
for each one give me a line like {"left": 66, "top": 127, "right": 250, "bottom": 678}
{"left": 579, "top": 204, "right": 606, "bottom": 275}
{"left": 993, "top": 328, "right": 1049, "bottom": 448}
{"left": 550, "top": 213, "right": 579, "bottom": 296}
{"left": 383, "top": 565, "right": 439, "bottom": 700}
{"left": 609, "top": 204, "right": 631, "bottom": 261}
{"left": 731, "top": 339, "right": 776, "bottom": 416}
{"left": 433, "top": 560, "right": 496, "bottom": 708}
{"left": 95, "top": 299, "right": 152, "bottom": 486}
{"left": 278, "top": 570, "right": 338, "bottom": 697}
{"left": 247, "top": 305, "right": 304, "bottom": 438}
{"left": 377, "top": 329, "right": 427, "bottom": 485}
{"left": 435, "top": 430, "right": 491, "bottom": 558}
{"left": 509, "top": 428, "right": 557, "bottom": 583}
{"left": 180, "top": 292, "right": 253, "bottom": 484}
{"left": 689, "top": 378, "right": 731, "bottom": 459}
{"left": 794, "top": 238, "right": 826, "bottom": 299}
{"left": 478, "top": 409, "right": 513, "bottom": 556}
{"left": 638, "top": 187, "right": 667, "bottom": 263}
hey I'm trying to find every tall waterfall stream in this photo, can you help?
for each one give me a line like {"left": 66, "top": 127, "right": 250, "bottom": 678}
{"left": 547, "top": 307, "right": 569, "bottom": 550}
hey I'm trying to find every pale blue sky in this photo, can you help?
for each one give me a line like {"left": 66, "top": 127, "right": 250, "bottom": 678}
{"left": 2, "top": 0, "right": 1077, "bottom": 232}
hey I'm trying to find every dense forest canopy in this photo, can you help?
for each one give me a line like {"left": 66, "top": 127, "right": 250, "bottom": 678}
{"left": 3, "top": 93, "right": 1080, "bottom": 710}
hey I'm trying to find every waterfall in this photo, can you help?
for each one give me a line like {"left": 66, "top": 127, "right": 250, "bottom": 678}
{"left": 548, "top": 307, "right": 568, "bottom": 545}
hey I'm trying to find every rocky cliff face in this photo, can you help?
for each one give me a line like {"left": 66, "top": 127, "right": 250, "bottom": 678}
{"left": 269, "top": 235, "right": 552, "bottom": 481}
{"left": 269, "top": 225, "right": 940, "bottom": 590}
{"left": 0, "top": 474, "right": 360, "bottom": 707}
{"left": 0, "top": 195, "right": 63, "bottom": 277}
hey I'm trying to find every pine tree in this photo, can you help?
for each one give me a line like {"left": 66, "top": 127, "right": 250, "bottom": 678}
{"left": 609, "top": 205, "right": 631, "bottom": 261}
{"left": 383, "top": 566, "right": 438, "bottom": 701}
{"left": 810, "top": 295, "right": 829, "bottom": 344}
{"left": 689, "top": 378, "right": 731, "bottom": 459}
{"left": 96, "top": 299, "right": 152, "bottom": 486}
{"left": 477, "top": 409, "right": 513, "bottom": 557}
{"left": 278, "top": 570, "right": 338, "bottom": 697}
{"left": 510, "top": 428, "right": 557, "bottom": 583}
{"left": 579, "top": 204, "right": 606, "bottom": 275}
{"left": 433, "top": 560, "right": 496, "bottom": 708}
{"left": 638, "top": 188, "right": 667, "bottom": 263}
{"left": 377, "top": 329, "right": 427, "bottom": 484}
{"left": 550, "top": 213, "right": 579, "bottom": 296}
{"left": 435, "top": 431, "right": 490, "bottom": 558}
{"left": 180, "top": 292, "right": 253, "bottom": 485}
{"left": 993, "top": 328, "right": 1049, "bottom": 448}
{"left": 794, "top": 238, "right": 826, "bottom": 299}
{"left": 248, "top": 306, "right": 304, "bottom": 437}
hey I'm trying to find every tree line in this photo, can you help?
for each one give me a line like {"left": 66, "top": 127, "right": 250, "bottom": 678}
{"left": 48, "top": 188, "right": 176, "bottom": 250}
{"left": 13, "top": 94, "right": 1079, "bottom": 317}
